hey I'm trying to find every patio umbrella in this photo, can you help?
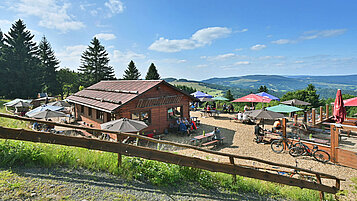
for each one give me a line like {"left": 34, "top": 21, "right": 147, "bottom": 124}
{"left": 232, "top": 94, "right": 272, "bottom": 103}
{"left": 199, "top": 97, "right": 214, "bottom": 102}
{"left": 281, "top": 99, "right": 311, "bottom": 106}
{"left": 31, "top": 110, "right": 68, "bottom": 119}
{"left": 26, "top": 105, "right": 64, "bottom": 117}
{"left": 12, "top": 101, "right": 32, "bottom": 108}
{"left": 4, "top": 99, "right": 32, "bottom": 107}
{"left": 266, "top": 104, "right": 303, "bottom": 113}
{"left": 101, "top": 118, "right": 148, "bottom": 133}
{"left": 344, "top": 97, "right": 357, "bottom": 107}
{"left": 190, "top": 91, "right": 213, "bottom": 98}
{"left": 212, "top": 96, "right": 229, "bottom": 101}
{"left": 256, "top": 92, "right": 280, "bottom": 101}
{"left": 333, "top": 89, "right": 346, "bottom": 123}
{"left": 48, "top": 100, "right": 71, "bottom": 107}
{"left": 246, "top": 109, "right": 284, "bottom": 120}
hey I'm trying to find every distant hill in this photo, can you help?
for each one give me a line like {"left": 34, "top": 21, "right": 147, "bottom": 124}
{"left": 165, "top": 74, "right": 357, "bottom": 99}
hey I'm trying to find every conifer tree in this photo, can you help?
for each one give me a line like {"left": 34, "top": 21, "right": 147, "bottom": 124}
{"left": 225, "top": 90, "right": 234, "bottom": 101}
{"left": 145, "top": 63, "right": 160, "bottom": 80}
{"left": 3, "top": 19, "right": 41, "bottom": 98}
{"left": 123, "top": 60, "right": 141, "bottom": 80}
{"left": 38, "top": 36, "right": 60, "bottom": 96}
{"left": 78, "top": 37, "right": 115, "bottom": 87}
{"left": 0, "top": 30, "right": 6, "bottom": 96}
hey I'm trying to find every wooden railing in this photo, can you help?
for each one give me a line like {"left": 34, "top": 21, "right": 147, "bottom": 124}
{"left": 0, "top": 113, "right": 343, "bottom": 197}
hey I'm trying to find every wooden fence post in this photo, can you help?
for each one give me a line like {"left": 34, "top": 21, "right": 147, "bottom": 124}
{"left": 326, "top": 104, "right": 330, "bottom": 119}
{"left": 315, "top": 174, "right": 325, "bottom": 200}
{"left": 303, "top": 111, "right": 307, "bottom": 123}
{"left": 319, "top": 106, "right": 323, "bottom": 122}
{"left": 294, "top": 114, "right": 298, "bottom": 124}
{"left": 282, "top": 118, "right": 287, "bottom": 150}
{"left": 330, "top": 125, "right": 339, "bottom": 163}
{"left": 312, "top": 109, "right": 316, "bottom": 125}
{"left": 229, "top": 156, "right": 237, "bottom": 184}
{"left": 117, "top": 134, "right": 122, "bottom": 167}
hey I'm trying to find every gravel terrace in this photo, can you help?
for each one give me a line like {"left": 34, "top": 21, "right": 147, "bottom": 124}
{"left": 166, "top": 111, "right": 357, "bottom": 200}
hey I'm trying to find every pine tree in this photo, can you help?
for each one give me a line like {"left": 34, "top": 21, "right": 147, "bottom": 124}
{"left": 123, "top": 60, "right": 141, "bottom": 80}
{"left": 38, "top": 36, "right": 60, "bottom": 96}
{"left": 145, "top": 63, "right": 160, "bottom": 80}
{"left": 225, "top": 90, "right": 234, "bottom": 101}
{"left": 3, "top": 19, "right": 41, "bottom": 98}
{"left": 258, "top": 85, "right": 268, "bottom": 93}
{"left": 78, "top": 37, "right": 115, "bottom": 87}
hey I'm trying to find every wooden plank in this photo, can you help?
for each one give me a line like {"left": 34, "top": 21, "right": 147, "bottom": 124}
{"left": 0, "top": 126, "right": 339, "bottom": 194}
{"left": 312, "top": 108, "right": 316, "bottom": 125}
{"left": 320, "top": 106, "right": 323, "bottom": 122}
{"left": 326, "top": 104, "right": 329, "bottom": 120}
{"left": 336, "top": 148, "right": 357, "bottom": 169}
{"left": 0, "top": 113, "right": 342, "bottom": 180}
{"left": 330, "top": 125, "right": 338, "bottom": 163}
{"left": 316, "top": 174, "right": 324, "bottom": 200}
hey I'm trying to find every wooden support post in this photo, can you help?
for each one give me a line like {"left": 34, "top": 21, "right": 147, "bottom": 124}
{"left": 294, "top": 114, "right": 298, "bottom": 124}
{"left": 312, "top": 109, "right": 316, "bottom": 125}
{"left": 335, "top": 179, "right": 341, "bottom": 200}
{"left": 117, "top": 134, "right": 122, "bottom": 167}
{"left": 229, "top": 156, "right": 237, "bottom": 184}
{"left": 330, "top": 125, "right": 339, "bottom": 163}
{"left": 315, "top": 174, "right": 325, "bottom": 201}
{"left": 320, "top": 106, "right": 323, "bottom": 122}
{"left": 326, "top": 104, "right": 330, "bottom": 119}
{"left": 303, "top": 111, "right": 307, "bottom": 123}
{"left": 282, "top": 118, "right": 287, "bottom": 150}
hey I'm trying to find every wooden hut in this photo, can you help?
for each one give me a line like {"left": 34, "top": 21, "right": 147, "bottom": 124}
{"left": 67, "top": 80, "right": 196, "bottom": 136}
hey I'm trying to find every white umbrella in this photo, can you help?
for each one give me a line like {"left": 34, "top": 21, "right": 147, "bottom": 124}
{"left": 31, "top": 110, "right": 68, "bottom": 119}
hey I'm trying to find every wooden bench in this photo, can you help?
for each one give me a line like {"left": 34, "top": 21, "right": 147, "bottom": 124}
{"left": 201, "top": 137, "right": 225, "bottom": 146}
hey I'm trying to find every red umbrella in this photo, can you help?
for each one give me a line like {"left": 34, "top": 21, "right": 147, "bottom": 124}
{"left": 333, "top": 89, "right": 346, "bottom": 123}
{"left": 232, "top": 94, "right": 272, "bottom": 103}
{"left": 344, "top": 97, "right": 357, "bottom": 107}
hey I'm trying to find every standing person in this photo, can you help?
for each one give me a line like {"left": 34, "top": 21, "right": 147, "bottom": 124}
{"left": 213, "top": 127, "right": 221, "bottom": 140}
{"left": 207, "top": 104, "right": 211, "bottom": 116}
{"left": 237, "top": 111, "right": 243, "bottom": 121}
{"left": 223, "top": 103, "right": 227, "bottom": 112}
{"left": 229, "top": 104, "right": 234, "bottom": 113}
{"left": 244, "top": 105, "right": 249, "bottom": 112}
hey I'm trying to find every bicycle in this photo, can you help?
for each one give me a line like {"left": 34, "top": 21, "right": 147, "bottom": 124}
{"left": 271, "top": 136, "right": 302, "bottom": 153}
{"left": 289, "top": 142, "right": 330, "bottom": 163}
{"left": 274, "top": 160, "right": 316, "bottom": 182}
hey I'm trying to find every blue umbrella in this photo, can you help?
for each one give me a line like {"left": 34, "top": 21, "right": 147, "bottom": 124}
{"left": 256, "top": 92, "right": 280, "bottom": 101}
{"left": 266, "top": 104, "right": 303, "bottom": 113}
{"left": 26, "top": 105, "right": 64, "bottom": 117}
{"left": 190, "top": 91, "right": 213, "bottom": 99}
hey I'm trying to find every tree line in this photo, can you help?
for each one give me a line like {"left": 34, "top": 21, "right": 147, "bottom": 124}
{"left": 0, "top": 19, "right": 161, "bottom": 99}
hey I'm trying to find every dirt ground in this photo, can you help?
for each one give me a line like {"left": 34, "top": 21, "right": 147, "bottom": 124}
{"left": 158, "top": 111, "right": 357, "bottom": 200}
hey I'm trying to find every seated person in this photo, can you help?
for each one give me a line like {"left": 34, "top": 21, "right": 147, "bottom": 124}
{"left": 272, "top": 120, "right": 282, "bottom": 132}
{"left": 213, "top": 127, "right": 222, "bottom": 140}
{"left": 254, "top": 125, "right": 264, "bottom": 143}
{"left": 237, "top": 111, "right": 243, "bottom": 121}
{"left": 242, "top": 112, "right": 250, "bottom": 123}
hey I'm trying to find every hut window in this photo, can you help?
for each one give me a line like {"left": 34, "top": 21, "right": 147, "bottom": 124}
{"left": 111, "top": 113, "right": 116, "bottom": 121}
{"left": 88, "top": 108, "right": 92, "bottom": 117}
{"left": 131, "top": 111, "right": 151, "bottom": 125}
{"left": 80, "top": 105, "right": 84, "bottom": 113}
{"left": 168, "top": 106, "right": 182, "bottom": 119}
{"left": 97, "top": 110, "right": 104, "bottom": 120}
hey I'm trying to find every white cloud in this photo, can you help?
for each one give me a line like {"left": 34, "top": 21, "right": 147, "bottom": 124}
{"left": 236, "top": 28, "right": 248, "bottom": 33}
{"left": 295, "top": 60, "right": 304, "bottom": 64}
{"left": 0, "top": 19, "right": 13, "bottom": 32}
{"left": 195, "top": 64, "right": 208, "bottom": 68}
{"left": 234, "top": 61, "right": 250, "bottom": 65}
{"left": 202, "top": 53, "right": 236, "bottom": 61}
{"left": 11, "top": 0, "right": 85, "bottom": 32}
{"left": 148, "top": 27, "right": 232, "bottom": 52}
{"left": 258, "top": 56, "right": 285, "bottom": 60}
{"left": 271, "top": 39, "right": 293, "bottom": 44}
{"left": 112, "top": 50, "right": 146, "bottom": 63}
{"left": 250, "top": 44, "right": 266, "bottom": 51}
{"left": 105, "top": 0, "right": 124, "bottom": 15}
{"left": 234, "top": 48, "right": 243, "bottom": 51}
{"left": 57, "top": 45, "right": 87, "bottom": 69}
{"left": 300, "top": 29, "right": 346, "bottom": 40}
{"left": 94, "top": 33, "right": 116, "bottom": 41}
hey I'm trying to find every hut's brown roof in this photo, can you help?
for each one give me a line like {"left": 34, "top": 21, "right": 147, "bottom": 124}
{"left": 67, "top": 80, "right": 195, "bottom": 113}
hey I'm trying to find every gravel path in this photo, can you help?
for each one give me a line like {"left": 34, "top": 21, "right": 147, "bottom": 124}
{"left": 0, "top": 167, "right": 279, "bottom": 201}
{"left": 172, "top": 111, "right": 357, "bottom": 200}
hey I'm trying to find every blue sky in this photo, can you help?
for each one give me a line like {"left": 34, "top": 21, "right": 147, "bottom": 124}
{"left": 1, "top": 0, "right": 356, "bottom": 80}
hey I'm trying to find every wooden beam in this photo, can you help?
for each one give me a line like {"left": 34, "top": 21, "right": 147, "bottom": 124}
{"left": 0, "top": 126, "right": 339, "bottom": 194}
{"left": 330, "top": 125, "right": 339, "bottom": 163}
{"left": 320, "top": 106, "right": 323, "bottom": 122}
{"left": 282, "top": 118, "right": 287, "bottom": 149}
{"left": 229, "top": 156, "right": 237, "bottom": 184}
{"left": 316, "top": 174, "right": 325, "bottom": 200}
{"left": 303, "top": 111, "right": 307, "bottom": 123}
{"left": 294, "top": 114, "right": 298, "bottom": 124}
{"left": 312, "top": 109, "right": 316, "bottom": 125}
{"left": 0, "top": 113, "right": 342, "bottom": 180}
{"left": 326, "top": 104, "right": 329, "bottom": 120}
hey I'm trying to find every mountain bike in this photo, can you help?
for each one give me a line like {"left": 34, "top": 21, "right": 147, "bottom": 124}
{"left": 289, "top": 142, "right": 330, "bottom": 163}
{"left": 271, "top": 136, "right": 302, "bottom": 153}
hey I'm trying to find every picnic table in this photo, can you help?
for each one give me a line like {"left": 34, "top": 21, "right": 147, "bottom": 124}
{"left": 190, "top": 132, "right": 214, "bottom": 146}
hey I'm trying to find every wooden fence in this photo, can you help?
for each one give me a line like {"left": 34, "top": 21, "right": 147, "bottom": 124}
{"left": 0, "top": 113, "right": 342, "bottom": 196}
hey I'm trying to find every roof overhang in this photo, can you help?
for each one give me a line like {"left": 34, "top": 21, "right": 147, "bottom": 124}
{"left": 66, "top": 99, "right": 114, "bottom": 113}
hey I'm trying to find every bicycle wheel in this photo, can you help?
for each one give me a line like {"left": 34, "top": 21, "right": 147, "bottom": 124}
{"left": 271, "top": 140, "right": 284, "bottom": 153}
{"left": 292, "top": 142, "right": 308, "bottom": 156}
{"left": 313, "top": 150, "right": 330, "bottom": 163}
{"left": 289, "top": 147, "right": 305, "bottom": 157}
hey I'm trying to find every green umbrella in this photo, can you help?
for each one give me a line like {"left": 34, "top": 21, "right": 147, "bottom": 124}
{"left": 266, "top": 104, "right": 303, "bottom": 113}
{"left": 212, "top": 96, "right": 229, "bottom": 101}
